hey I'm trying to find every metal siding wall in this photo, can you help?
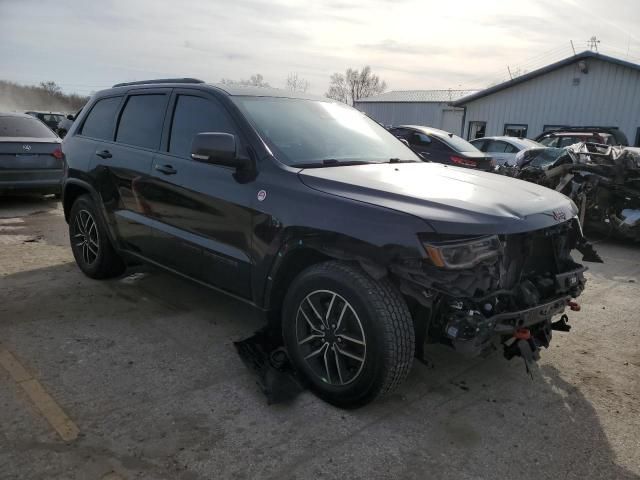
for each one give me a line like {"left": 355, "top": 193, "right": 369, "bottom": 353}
{"left": 354, "top": 102, "right": 463, "bottom": 130}
{"left": 462, "top": 59, "right": 640, "bottom": 142}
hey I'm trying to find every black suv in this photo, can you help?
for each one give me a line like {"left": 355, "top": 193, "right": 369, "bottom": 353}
{"left": 62, "top": 79, "right": 597, "bottom": 407}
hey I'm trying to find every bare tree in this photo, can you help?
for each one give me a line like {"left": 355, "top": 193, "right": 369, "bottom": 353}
{"left": 220, "top": 73, "right": 270, "bottom": 87}
{"left": 39, "top": 81, "right": 62, "bottom": 96}
{"left": 325, "top": 66, "right": 387, "bottom": 106}
{"left": 285, "top": 73, "right": 310, "bottom": 93}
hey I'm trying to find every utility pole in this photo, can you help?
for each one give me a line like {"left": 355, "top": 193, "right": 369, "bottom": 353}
{"left": 587, "top": 36, "right": 600, "bottom": 52}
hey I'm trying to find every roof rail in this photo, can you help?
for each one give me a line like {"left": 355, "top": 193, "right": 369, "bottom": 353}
{"left": 112, "top": 78, "right": 205, "bottom": 88}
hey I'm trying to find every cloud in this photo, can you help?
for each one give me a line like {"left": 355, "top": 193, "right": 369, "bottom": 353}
{"left": 2, "top": 0, "right": 640, "bottom": 95}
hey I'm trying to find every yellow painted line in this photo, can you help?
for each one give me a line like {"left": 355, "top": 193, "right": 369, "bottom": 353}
{"left": 0, "top": 347, "right": 79, "bottom": 442}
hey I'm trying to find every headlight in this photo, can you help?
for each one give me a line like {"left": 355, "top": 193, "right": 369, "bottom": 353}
{"left": 422, "top": 235, "right": 501, "bottom": 269}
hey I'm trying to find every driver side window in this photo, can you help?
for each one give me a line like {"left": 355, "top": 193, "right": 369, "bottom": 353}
{"left": 169, "top": 95, "right": 237, "bottom": 158}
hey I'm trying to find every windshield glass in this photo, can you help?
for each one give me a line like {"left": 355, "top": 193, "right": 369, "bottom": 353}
{"left": 233, "top": 97, "right": 420, "bottom": 166}
{"left": 434, "top": 132, "right": 480, "bottom": 153}
{"left": 519, "top": 147, "right": 567, "bottom": 168}
{"left": 0, "top": 116, "right": 57, "bottom": 138}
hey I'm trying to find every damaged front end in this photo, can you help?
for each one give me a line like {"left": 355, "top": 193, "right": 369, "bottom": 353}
{"left": 391, "top": 218, "right": 599, "bottom": 369}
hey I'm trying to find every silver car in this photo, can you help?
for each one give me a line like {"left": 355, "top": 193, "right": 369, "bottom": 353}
{"left": 471, "top": 136, "right": 543, "bottom": 166}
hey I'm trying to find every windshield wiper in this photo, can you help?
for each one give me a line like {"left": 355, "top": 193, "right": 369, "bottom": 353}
{"left": 293, "top": 159, "right": 378, "bottom": 168}
{"left": 388, "top": 158, "right": 419, "bottom": 163}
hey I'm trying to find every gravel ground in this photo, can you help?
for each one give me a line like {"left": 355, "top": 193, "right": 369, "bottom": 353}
{"left": 1, "top": 196, "right": 639, "bottom": 480}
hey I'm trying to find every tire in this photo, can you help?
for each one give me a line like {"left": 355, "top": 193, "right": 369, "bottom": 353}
{"left": 68, "top": 194, "right": 125, "bottom": 279}
{"left": 282, "top": 261, "right": 415, "bottom": 408}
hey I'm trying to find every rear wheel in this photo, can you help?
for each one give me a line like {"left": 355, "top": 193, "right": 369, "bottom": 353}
{"left": 282, "top": 261, "right": 414, "bottom": 407}
{"left": 68, "top": 194, "right": 125, "bottom": 279}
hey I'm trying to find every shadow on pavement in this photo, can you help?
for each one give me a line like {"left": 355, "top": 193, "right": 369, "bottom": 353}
{"left": 1, "top": 261, "right": 638, "bottom": 479}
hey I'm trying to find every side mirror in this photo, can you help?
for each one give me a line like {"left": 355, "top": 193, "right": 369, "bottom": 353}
{"left": 66, "top": 114, "right": 74, "bottom": 121}
{"left": 191, "top": 132, "right": 247, "bottom": 168}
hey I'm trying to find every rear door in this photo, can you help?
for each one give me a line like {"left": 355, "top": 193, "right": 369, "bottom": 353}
{"left": 89, "top": 89, "right": 170, "bottom": 254}
{"left": 145, "top": 89, "right": 253, "bottom": 297}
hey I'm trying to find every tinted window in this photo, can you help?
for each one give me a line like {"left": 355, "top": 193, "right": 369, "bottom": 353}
{"left": 81, "top": 97, "right": 122, "bottom": 140}
{"left": 436, "top": 133, "right": 479, "bottom": 153}
{"left": 410, "top": 132, "right": 432, "bottom": 147}
{"left": 0, "top": 116, "right": 57, "bottom": 138}
{"left": 471, "top": 139, "right": 487, "bottom": 151}
{"left": 169, "top": 95, "right": 236, "bottom": 158}
{"left": 116, "top": 94, "right": 167, "bottom": 149}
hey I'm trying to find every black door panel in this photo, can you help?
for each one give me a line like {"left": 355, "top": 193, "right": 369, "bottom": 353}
{"left": 89, "top": 90, "right": 170, "bottom": 254}
{"left": 144, "top": 91, "right": 253, "bottom": 298}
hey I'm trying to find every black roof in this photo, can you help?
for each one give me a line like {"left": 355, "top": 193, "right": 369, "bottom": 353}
{"left": 453, "top": 51, "right": 640, "bottom": 106}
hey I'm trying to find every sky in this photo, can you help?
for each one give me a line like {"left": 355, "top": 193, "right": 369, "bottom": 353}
{"left": 1, "top": 0, "right": 640, "bottom": 96}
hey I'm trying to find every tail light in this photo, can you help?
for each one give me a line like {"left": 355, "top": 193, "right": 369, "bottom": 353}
{"left": 450, "top": 155, "right": 477, "bottom": 168}
{"left": 52, "top": 148, "right": 64, "bottom": 160}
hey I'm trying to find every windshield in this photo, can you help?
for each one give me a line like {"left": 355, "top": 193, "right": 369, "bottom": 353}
{"left": 519, "top": 147, "right": 567, "bottom": 168}
{"left": 434, "top": 132, "right": 480, "bottom": 153}
{"left": 233, "top": 97, "right": 420, "bottom": 166}
{"left": 0, "top": 116, "right": 57, "bottom": 138}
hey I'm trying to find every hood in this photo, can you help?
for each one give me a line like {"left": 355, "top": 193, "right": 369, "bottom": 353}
{"left": 298, "top": 162, "right": 577, "bottom": 235}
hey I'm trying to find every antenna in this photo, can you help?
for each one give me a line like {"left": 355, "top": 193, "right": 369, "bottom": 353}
{"left": 587, "top": 36, "right": 600, "bottom": 52}
{"left": 507, "top": 66, "right": 513, "bottom": 80}
{"left": 570, "top": 40, "right": 576, "bottom": 55}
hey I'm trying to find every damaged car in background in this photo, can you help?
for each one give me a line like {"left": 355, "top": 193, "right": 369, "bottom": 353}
{"left": 502, "top": 143, "right": 640, "bottom": 241}
{"left": 62, "top": 80, "right": 600, "bottom": 407}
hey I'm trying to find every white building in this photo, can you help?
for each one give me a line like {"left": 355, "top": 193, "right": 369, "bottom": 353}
{"left": 354, "top": 90, "right": 478, "bottom": 135}
{"left": 453, "top": 51, "right": 640, "bottom": 145}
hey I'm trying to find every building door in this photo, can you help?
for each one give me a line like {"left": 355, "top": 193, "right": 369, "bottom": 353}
{"left": 441, "top": 109, "right": 463, "bottom": 135}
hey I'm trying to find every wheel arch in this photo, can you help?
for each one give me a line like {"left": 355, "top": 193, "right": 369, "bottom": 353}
{"left": 62, "top": 179, "right": 98, "bottom": 223}
{"left": 262, "top": 233, "right": 393, "bottom": 316}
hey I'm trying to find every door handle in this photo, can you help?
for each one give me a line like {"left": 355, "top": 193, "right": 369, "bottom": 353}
{"left": 155, "top": 164, "right": 177, "bottom": 175}
{"left": 95, "top": 150, "right": 112, "bottom": 159}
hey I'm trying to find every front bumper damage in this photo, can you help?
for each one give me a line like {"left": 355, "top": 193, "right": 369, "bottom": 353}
{"left": 390, "top": 219, "right": 596, "bottom": 365}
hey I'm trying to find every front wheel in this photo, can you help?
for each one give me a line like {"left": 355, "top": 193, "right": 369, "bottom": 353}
{"left": 282, "top": 261, "right": 415, "bottom": 408}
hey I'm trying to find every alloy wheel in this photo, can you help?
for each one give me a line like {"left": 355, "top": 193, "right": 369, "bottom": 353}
{"left": 295, "top": 289, "right": 367, "bottom": 386}
{"left": 72, "top": 209, "right": 99, "bottom": 265}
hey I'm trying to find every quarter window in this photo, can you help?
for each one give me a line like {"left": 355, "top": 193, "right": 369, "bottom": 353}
{"left": 116, "top": 94, "right": 167, "bottom": 149}
{"left": 169, "top": 95, "right": 237, "bottom": 158}
{"left": 81, "top": 96, "right": 122, "bottom": 140}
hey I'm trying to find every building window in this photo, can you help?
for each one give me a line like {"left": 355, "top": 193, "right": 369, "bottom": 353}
{"left": 504, "top": 124, "right": 528, "bottom": 138}
{"left": 467, "top": 121, "right": 486, "bottom": 140}
{"left": 543, "top": 125, "right": 569, "bottom": 132}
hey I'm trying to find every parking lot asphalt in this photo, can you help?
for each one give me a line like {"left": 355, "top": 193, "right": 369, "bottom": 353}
{"left": 1, "top": 196, "right": 639, "bottom": 480}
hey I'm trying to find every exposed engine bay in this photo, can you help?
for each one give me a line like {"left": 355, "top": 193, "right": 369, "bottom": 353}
{"left": 391, "top": 218, "right": 601, "bottom": 371}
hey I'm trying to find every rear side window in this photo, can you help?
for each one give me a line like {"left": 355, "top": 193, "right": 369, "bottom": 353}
{"left": 410, "top": 132, "right": 432, "bottom": 147}
{"left": 168, "top": 95, "right": 237, "bottom": 158}
{"left": 81, "top": 97, "right": 122, "bottom": 140}
{"left": 116, "top": 94, "right": 167, "bottom": 149}
{"left": 0, "top": 116, "right": 56, "bottom": 138}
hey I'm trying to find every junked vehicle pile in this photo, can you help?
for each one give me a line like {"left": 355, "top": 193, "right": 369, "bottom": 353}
{"left": 502, "top": 142, "right": 640, "bottom": 241}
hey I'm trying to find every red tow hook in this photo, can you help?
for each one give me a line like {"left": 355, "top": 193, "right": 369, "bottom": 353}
{"left": 568, "top": 300, "right": 581, "bottom": 312}
{"left": 514, "top": 328, "right": 531, "bottom": 340}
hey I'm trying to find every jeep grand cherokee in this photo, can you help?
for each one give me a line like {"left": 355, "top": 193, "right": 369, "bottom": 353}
{"left": 61, "top": 78, "right": 598, "bottom": 407}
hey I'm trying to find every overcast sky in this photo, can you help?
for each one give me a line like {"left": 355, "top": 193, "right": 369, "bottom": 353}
{"left": 1, "top": 0, "right": 640, "bottom": 96}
